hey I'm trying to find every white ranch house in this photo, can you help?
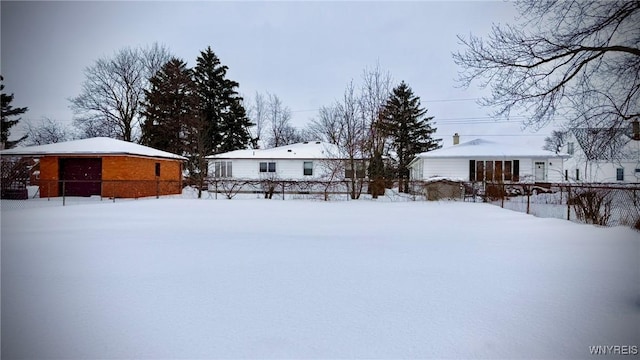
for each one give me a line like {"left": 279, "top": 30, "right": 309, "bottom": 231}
{"left": 206, "top": 141, "right": 350, "bottom": 181}
{"left": 562, "top": 127, "right": 640, "bottom": 183}
{"left": 408, "top": 137, "right": 568, "bottom": 184}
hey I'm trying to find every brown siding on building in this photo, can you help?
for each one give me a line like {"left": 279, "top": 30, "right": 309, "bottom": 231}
{"left": 102, "top": 156, "right": 182, "bottom": 198}
{"left": 38, "top": 155, "right": 183, "bottom": 198}
{"left": 39, "top": 156, "right": 59, "bottom": 197}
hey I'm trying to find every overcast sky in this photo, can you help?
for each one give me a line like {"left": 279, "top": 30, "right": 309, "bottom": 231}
{"left": 1, "top": 0, "right": 555, "bottom": 147}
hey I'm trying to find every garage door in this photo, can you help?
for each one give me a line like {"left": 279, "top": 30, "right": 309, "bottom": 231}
{"left": 59, "top": 158, "right": 102, "bottom": 197}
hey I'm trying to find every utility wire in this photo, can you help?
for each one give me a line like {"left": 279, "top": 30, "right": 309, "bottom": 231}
{"left": 290, "top": 97, "right": 482, "bottom": 113}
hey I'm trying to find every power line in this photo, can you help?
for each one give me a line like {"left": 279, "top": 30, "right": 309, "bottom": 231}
{"left": 289, "top": 97, "right": 482, "bottom": 113}
{"left": 423, "top": 97, "right": 480, "bottom": 103}
{"left": 440, "top": 134, "right": 550, "bottom": 137}
{"left": 290, "top": 108, "right": 320, "bottom": 113}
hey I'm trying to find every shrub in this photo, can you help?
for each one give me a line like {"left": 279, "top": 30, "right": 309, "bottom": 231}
{"left": 571, "top": 189, "right": 612, "bottom": 226}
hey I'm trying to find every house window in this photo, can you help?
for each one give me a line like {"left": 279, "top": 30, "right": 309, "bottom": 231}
{"left": 476, "top": 161, "right": 484, "bottom": 182}
{"left": 616, "top": 168, "right": 624, "bottom": 181}
{"left": 214, "top": 161, "right": 232, "bottom": 178}
{"left": 504, "top": 161, "right": 512, "bottom": 181}
{"left": 567, "top": 142, "right": 574, "bottom": 155}
{"left": 486, "top": 161, "right": 494, "bottom": 182}
{"left": 471, "top": 160, "right": 518, "bottom": 183}
{"left": 469, "top": 160, "right": 476, "bottom": 181}
{"left": 259, "top": 162, "right": 276, "bottom": 173}
{"left": 576, "top": 168, "right": 580, "bottom": 181}
{"left": 565, "top": 169, "right": 568, "bottom": 181}
{"left": 155, "top": 163, "right": 161, "bottom": 177}
{"left": 494, "top": 161, "right": 503, "bottom": 182}
{"left": 303, "top": 161, "right": 313, "bottom": 176}
{"left": 345, "top": 161, "right": 365, "bottom": 179}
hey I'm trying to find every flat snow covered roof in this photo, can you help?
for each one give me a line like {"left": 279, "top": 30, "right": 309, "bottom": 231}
{"left": 415, "top": 138, "right": 568, "bottom": 159}
{"left": 207, "top": 141, "right": 343, "bottom": 160}
{"left": 0, "top": 137, "right": 187, "bottom": 160}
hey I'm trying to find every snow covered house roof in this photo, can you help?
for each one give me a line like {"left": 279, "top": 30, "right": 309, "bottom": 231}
{"left": 0, "top": 137, "right": 187, "bottom": 160}
{"left": 206, "top": 141, "right": 344, "bottom": 160}
{"left": 412, "top": 138, "right": 568, "bottom": 159}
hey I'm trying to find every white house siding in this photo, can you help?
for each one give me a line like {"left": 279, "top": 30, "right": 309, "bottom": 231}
{"left": 408, "top": 138, "right": 567, "bottom": 184}
{"left": 422, "top": 158, "right": 469, "bottom": 180}
{"left": 208, "top": 158, "right": 336, "bottom": 180}
{"left": 544, "top": 158, "right": 565, "bottom": 182}
{"left": 416, "top": 157, "right": 564, "bottom": 183}
{"left": 524, "top": 158, "right": 565, "bottom": 183}
{"left": 562, "top": 131, "right": 640, "bottom": 183}
{"left": 564, "top": 158, "right": 640, "bottom": 183}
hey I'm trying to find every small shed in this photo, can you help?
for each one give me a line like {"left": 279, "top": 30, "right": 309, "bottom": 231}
{"left": 422, "top": 178, "right": 464, "bottom": 201}
{"left": 0, "top": 137, "right": 186, "bottom": 198}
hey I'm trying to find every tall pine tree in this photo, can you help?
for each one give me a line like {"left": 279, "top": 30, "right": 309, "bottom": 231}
{"left": 193, "top": 47, "right": 253, "bottom": 155}
{"left": 379, "top": 81, "right": 442, "bottom": 193}
{"left": 1, "top": 76, "right": 28, "bottom": 149}
{"left": 141, "top": 58, "right": 200, "bottom": 169}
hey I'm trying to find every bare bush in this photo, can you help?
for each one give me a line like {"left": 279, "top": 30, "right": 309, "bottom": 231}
{"left": 571, "top": 189, "right": 613, "bottom": 226}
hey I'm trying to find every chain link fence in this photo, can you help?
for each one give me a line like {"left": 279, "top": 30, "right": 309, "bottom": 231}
{"left": 3, "top": 176, "right": 638, "bottom": 230}
{"left": 483, "top": 182, "right": 640, "bottom": 230}
{"left": 0, "top": 179, "right": 183, "bottom": 210}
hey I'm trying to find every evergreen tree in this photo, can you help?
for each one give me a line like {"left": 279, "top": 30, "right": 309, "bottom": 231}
{"left": 379, "top": 81, "right": 442, "bottom": 193}
{"left": 1, "top": 76, "right": 28, "bottom": 149}
{"left": 193, "top": 47, "right": 253, "bottom": 155}
{"left": 141, "top": 58, "right": 199, "bottom": 167}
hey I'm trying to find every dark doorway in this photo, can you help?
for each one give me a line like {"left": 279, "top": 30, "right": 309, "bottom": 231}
{"left": 59, "top": 158, "right": 102, "bottom": 197}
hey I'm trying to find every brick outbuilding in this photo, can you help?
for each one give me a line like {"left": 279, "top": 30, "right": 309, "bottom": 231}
{"left": 1, "top": 137, "right": 186, "bottom": 198}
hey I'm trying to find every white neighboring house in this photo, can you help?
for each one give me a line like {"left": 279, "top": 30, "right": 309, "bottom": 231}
{"left": 206, "top": 141, "right": 349, "bottom": 181}
{"left": 562, "top": 127, "right": 640, "bottom": 183}
{"left": 408, "top": 136, "right": 568, "bottom": 184}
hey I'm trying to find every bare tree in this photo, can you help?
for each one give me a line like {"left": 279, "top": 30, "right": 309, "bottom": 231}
{"left": 265, "top": 93, "right": 302, "bottom": 147}
{"left": 70, "top": 43, "right": 172, "bottom": 142}
{"left": 360, "top": 62, "right": 393, "bottom": 136}
{"left": 359, "top": 63, "right": 393, "bottom": 197}
{"left": 245, "top": 91, "right": 268, "bottom": 148}
{"left": 140, "top": 43, "right": 173, "bottom": 79}
{"left": 543, "top": 130, "right": 567, "bottom": 154}
{"left": 305, "top": 105, "right": 343, "bottom": 145}
{"left": 307, "top": 65, "right": 394, "bottom": 199}
{"left": 337, "top": 81, "right": 367, "bottom": 199}
{"left": 453, "top": 1, "right": 640, "bottom": 133}
{"left": 23, "top": 118, "right": 74, "bottom": 145}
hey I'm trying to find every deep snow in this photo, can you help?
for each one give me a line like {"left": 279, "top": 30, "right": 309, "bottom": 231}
{"left": 1, "top": 198, "right": 638, "bottom": 358}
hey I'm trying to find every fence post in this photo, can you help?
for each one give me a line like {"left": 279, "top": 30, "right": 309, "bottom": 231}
{"left": 501, "top": 182, "right": 505, "bottom": 208}
{"left": 62, "top": 180, "right": 66, "bottom": 206}
{"left": 526, "top": 186, "right": 530, "bottom": 214}
{"left": 567, "top": 186, "right": 571, "bottom": 221}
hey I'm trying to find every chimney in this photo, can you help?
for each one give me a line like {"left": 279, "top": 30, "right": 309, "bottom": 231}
{"left": 633, "top": 119, "right": 639, "bottom": 141}
{"left": 453, "top": 133, "right": 460, "bottom": 145}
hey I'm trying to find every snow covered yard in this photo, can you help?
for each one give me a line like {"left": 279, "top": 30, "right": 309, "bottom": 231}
{"left": 1, "top": 198, "right": 638, "bottom": 359}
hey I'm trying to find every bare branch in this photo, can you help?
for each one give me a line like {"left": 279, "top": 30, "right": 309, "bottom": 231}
{"left": 453, "top": 1, "right": 640, "bottom": 131}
